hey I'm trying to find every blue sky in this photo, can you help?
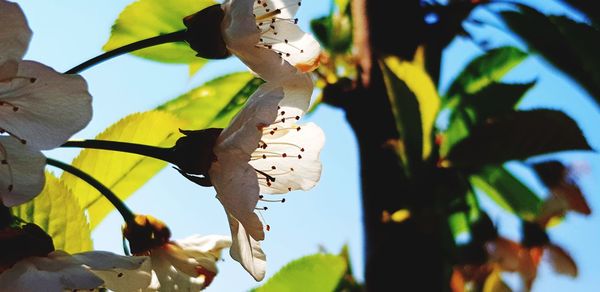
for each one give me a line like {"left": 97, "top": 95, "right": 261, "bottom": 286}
{"left": 13, "top": 0, "right": 600, "bottom": 291}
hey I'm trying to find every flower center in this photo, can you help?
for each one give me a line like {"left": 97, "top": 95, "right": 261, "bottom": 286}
{"left": 250, "top": 107, "right": 307, "bottom": 194}
{"left": 252, "top": 1, "right": 315, "bottom": 70}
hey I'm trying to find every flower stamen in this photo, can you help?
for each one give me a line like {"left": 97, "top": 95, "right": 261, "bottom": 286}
{"left": 0, "top": 128, "right": 27, "bottom": 145}
{"left": 0, "top": 143, "right": 14, "bottom": 192}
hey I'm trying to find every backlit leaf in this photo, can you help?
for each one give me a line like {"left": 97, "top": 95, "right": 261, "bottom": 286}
{"left": 253, "top": 254, "right": 346, "bottom": 292}
{"left": 103, "top": 0, "right": 215, "bottom": 65}
{"left": 445, "top": 46, "right": 527, "bottom": 100}
{"left": 12, "top": 172, "right": 93, "bottom": 253}
{"left": 471, "top": 166, "right": 542, "bottom": 220}
{"left": 380, "top": 56, "right": 441, "bottom": 171}
{"left": 61, "top": 111, "right": 186, "bottom": 229}
{"left": 158, "top": 72, "right": 263, "bottom": 129}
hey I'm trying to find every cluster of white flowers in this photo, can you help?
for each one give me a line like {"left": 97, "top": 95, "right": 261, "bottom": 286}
{"left": 0, "top": 0, "right": 323, "bottom": 290}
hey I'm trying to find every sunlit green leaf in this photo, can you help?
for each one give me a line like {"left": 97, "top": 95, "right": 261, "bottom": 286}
{"left": 103, "top": 0, "right": 215, "bottom": 65}
{"left": 441, "top": 82, "right": 535, "bottom": 156}
{"left": 445, "top": 46, "right": 527, "bottom": 100}
{"left": 12, "top": 172, "right": 93, "bottom": 253}
{"left": 471, "top": 166, "right": 542, "bottom": 220}
{"left": 253, "top": 254, "right": 347, "bottom": 292}
{"left": 61, "top": 111, "right": 186, "bottom": 229}
{"left": 444, "top": 110, "right": 591, "bottom": 169}
{"left": 449, "top": 212, "right": 470, "bottom": 237}
{"left": 501, "top": 6, "right": 600, "bottom": 101}
{"left": 335, "top": 0, "right": 351, "bottom": 13}
{"left": 158, "top": 72, "right": 263, "bottom": 129}
{"left": 335, "top": 245, "right": 362, "bottom": 292}
{"left": 380, "top": 56, "right": 441, "bottom": 171}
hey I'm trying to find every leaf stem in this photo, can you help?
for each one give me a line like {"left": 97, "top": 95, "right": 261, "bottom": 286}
{"left": 62, "top": 140, "right": 175, "bottom": 163}
{"left": 65, "top": 30, "right": 188, "bottom": 74}
{"left": 45, "top": 158, "right": 136, "bottom": 223}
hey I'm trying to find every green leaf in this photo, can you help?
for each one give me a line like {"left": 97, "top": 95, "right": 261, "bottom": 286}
{"left": 380, "top": 56, "right": 441, "bottom": 170}
{"left": 61, "top": 111, "right": 186, "bottom": 229}
{"left": 501, "top": 6, "right": 600, "bottom": 101}
{"left": 12, "top": 172, "right": 93, "bottom": 253}
{"left": 335, "top": 0, "right": 351, "bottom": 13}
{"left": 441, "top": 82, "right": 535, "bottom": 156}
{"left": 253, "top": 254, "right": 347, "bottom": 292}
{"left": 310, "top": 14, "right": 353, "bottom": 53}
{"left": 470, "top": 166, "right": 542, "bottom": 220}
{"left": 335, "top": 245, "right": 362, "bottom": 292}
{"left": 445, "top": 46, "right": 528, "bottom": 100}
{"left": 444, "top": 109, "right": 592, "bottom": 169}
{"left": 449, "top": 212, "right": 470, "bottom": 237}
{"left": 157, "top": 72, "right": 263, "bottom": 129}
{"left": 103, "top": 0, "right": 215, "bottom": 65}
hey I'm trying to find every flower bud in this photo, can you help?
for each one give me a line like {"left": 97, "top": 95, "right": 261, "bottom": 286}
{"left": 183, "top": 4, "right": 231, "bottom": 59}
{"left": 123, "top": 215, "right": 171, "bottom": 255}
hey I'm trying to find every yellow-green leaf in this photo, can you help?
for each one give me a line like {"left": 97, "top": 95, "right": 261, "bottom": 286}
{"left": 470, "top": 166, "right": 542, "bottom": 220}
{"left": 158, "top": 72, "right": 263, "bottom": 129}
{"left": 12, "top": 172, "right": 93, "bottom": 253}
{"left": 103, "top": 0, "right": 215, "bottom": 65}
{"left": 61, "top": 111, "right": 186, "bottom": 229}
{"left": 446, "top": 46, "right": 527, "bottom": 100}
{"left": 380, "top": 56, "right": 441, "bottom": 165}
{"left": 253, "top": 254, "right": 347, "bottom": 292}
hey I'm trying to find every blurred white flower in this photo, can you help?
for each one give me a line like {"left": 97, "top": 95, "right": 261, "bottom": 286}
{"left": 209, "top": 82, "right": 324, "bottom": 281}
{"left": 0, "top": 250, "right": 151, "bottom": 292}
{"left": 123, "top": 215, "right": 231, "bottom": 291}
{"left": 144, "top": 235, "right": 231, "bottom": 291}
{"left": 0, "top": 0, "right": 92, "bottom": 206}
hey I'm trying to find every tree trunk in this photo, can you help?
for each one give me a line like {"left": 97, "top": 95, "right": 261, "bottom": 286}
{"left": 348, "top": 0, "right": 452, "bottom": 290}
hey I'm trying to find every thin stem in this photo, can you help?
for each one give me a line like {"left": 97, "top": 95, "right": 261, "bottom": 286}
{"left": 62, "top": 140, "right": 174, "bottom": 164}
{"left": 46, "top": 158, "right": 135, "bottom": 222}
{"left": 65, "top": 30, "right": 188, "bottom": 74}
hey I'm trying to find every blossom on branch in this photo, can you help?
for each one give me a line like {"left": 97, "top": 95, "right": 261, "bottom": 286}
{"left": 0, "top": 0, "right": 92, "bottom": 206}
{"left": 208, "top": 82, "right": 324, "bottom": 281}
{"left": 0, "top": 224, "right": 151, "bottom": 291}
{"left": 123, "top": 215, "right": 231, "bottom": 291}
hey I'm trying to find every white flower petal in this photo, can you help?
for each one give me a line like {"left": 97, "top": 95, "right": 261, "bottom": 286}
{"left": 226, "top": 212, "right": 266, "bottom": 281}
{"left": 147, "top": 252, "right": 207, "bottom": 292}
{"left": 222, "top": 0, "right": 299, "bottom": 83}
{"left": 253, "top": 0, "right": 302, "bottom": 20}
{"left": 250, "top": 122, "right": 324, "bottom": 194}
{"left": 260, "top": 21, "right": 320, "bottom": 72}
{"left": 0, "top": 61, "right": 92, "bottom": 150}
{"left": 279, "top": 73, "right": 313, "bottom": 117}
{"left": 215, "top": 83, "right": 283, "bottom": 157}
{"left": 210, "top": 156, "right": 265, "bottom": 241}
{"left": 0, "top": 136, "right": 45, "bottom": 207}
{"left": 91, "top": 257, "right": 153, "bottom": 292}
{"left": 175, "top": 234, "right": 232, "bottom": 264}
{"left": 0, "top": 0, "right": 31, "bottom": 64}
{"left": 0, "top": 252, "right": 104, "bottom": 291}
{"left": 72, "top": 251, "right": 148, "bottom": 271}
